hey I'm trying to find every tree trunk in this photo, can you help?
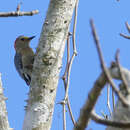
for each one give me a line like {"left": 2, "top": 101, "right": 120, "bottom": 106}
{"left": 22, "top": 0, "right": 76, "bottom": 130}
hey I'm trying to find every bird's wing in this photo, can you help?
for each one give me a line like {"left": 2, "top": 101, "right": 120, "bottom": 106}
{"left": 14, "top": 53, "right": 31, "bottom": 85}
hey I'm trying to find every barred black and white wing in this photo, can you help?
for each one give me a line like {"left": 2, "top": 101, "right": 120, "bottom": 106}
{"left": 14, "top": 52, "right": 31, "bottom": 86}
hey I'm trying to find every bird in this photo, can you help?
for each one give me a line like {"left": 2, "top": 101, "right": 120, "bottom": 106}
{"left": 14, "top": 35, "right": 35, "bottom": 86}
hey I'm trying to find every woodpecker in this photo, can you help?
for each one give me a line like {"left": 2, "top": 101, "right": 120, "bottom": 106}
{"left": 14, "top": 35, "right": 35, "bottom": 86}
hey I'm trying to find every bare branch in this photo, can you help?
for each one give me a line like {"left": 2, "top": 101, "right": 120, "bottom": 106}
{"left": 74, "top": 71, "right": 108, "bottom": 130}
{"left": 56, "top": 100, "right": 66, "bottom": 130}
{"left": 120, "top": 33, "right": 130, "bottom": 39}
{"left": 16, "top": 2, "right": 22, "bottom": 12}
{"left": 112, "top": 88, "right": 115, "bottom": 111}
{"left": 115, "top": 49, "right": 129, "bottom": 94}
{"left": 62, "top": 0, "right": 79, "bottom": 126}
{"left": 125, "top": 22, "right": 130, "bottom": 33}
{"left": 63, "top": 103, "right": 66, "bottom": 130}
{"left": 0, "top": 10, "right": 39, "bottom": 17}
{"left": 61, "top": 100, "right": 67, "bottom": 130}
{"left": 62, "top": 33, "right": 76, "bottom": 125}
{"left": 107, "top": 84, "right": 112, "bottom": 116}
{"left": 64, "top": 0, "right": 79, "bottom": 101}
{"left": 120, "top": 22, "right": 130, "bottom": 39}
{"left": 74, "top": 20, "right": 130, "bottom": 130}
{"left": 91, "top": 111, "right": 130, "bottom": 128}
{"left": 62, "top": 79, "right": 76, "bottom": 125}
{"left": 90, "top": 19, "right": 129, "bottom": 107}
{"left": 74, "top": 63, "right": 130, "bottom": 130}
{"left": 62, "top": 33, "right": 71, "bottom": 80}
{"left": 67, "top": 98, "right": 76, "bottom": 125}
{"left": 72, "top": 0, "right": 79, "bottom": 55}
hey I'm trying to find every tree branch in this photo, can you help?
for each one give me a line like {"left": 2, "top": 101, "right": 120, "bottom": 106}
{"left": 115, "top": 49, "right": 129, "bottom": 94}
{"left": 120, "top": 22, "right": 130, "bottom": 39}
{"left": 74, "top": 20, "right": 130, "bottom": 130}
{"left": 107, "top": 84, "right": 112, "bottom": 116}
{"left": 91, "top": 111, "right": 130, "bottom": 128}
{"left": 64, "top": 0, "right": 79, "bottom": 101}
{"left": 62, "top": 33, "right": 76, "bottom": 125}
{"left": 74, "top": 64, "right": 130, "bottom": 130}
{"left": 90, "top": 19, "right": 129, "bottom": 107}
{"left": 0, "top": 10, "right": 39, "bottom": 17}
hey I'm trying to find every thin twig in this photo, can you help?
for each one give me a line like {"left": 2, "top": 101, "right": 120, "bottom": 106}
{"left": 57, "top": 101, "right": 66, "bottom": 130}
{"left": 0, "top": 10, "right": 39, "bottom": 17}
{"left": 67, "top": 98, "right": 76, "bottom": 125}
{"left": 107, "top": 84, "right": 112, "bottom": 116}
{"left": 115, "top": 49, "right": 129, "bottom": 94}
{"left": 91, "top": 111, "right": 130, "bottom": 128}
{"left": 64, "top": 0, "right": 79, "bottom": 101}
{"left": 112, "top": 88, "right": 115, "bottom": 111}
{"left": 125, "top": 22, "right": 130, "bottom": 33}
{"left": 120, "top": 22, "right": 130, "bottom": 39}
{"left": 62, "top": 0, "right": 79, "bottom": 125}
{"left": 64, "top": 44, "right": 76, "bottom": 101}
{"left": 120, "top": 33, "right": 130, "bottom": 39}
{"left": 63, "top": 81, "right": 76, "bottom": 125}
{"left": 90, "top": 19, "right": 129, "bottom": 107}
{"left": 72, "top": 0, "right": 79, "bottom": 55}
{"left": 63, "top": 101, "right": 66, "bottom": 130}
{"left": 62, "top": 33, "right": 71, "bottom": 80}
{"left": 62, "top": 33, "right": 76, "bottom": 125}
{"left": 16, "top": 2, "right": 22, "bottom": 12}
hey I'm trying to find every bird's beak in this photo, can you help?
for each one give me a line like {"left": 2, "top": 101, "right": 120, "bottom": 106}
{"left": 28, "top": 36, "right": 35, "bottom": 40}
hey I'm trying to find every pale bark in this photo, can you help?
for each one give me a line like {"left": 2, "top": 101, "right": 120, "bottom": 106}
{"left": 0, "top": 73, "right": 12, "bottom": 130}
{"left": 22, "top": 0, "right": 76, "bottom": 130}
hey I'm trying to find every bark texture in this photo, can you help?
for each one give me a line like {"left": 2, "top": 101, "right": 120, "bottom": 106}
{"left": 0, "top": 73, "right": 12, "bottom": 130}
{"left": 22, "top": 0, "right": 76, "bottom": 130}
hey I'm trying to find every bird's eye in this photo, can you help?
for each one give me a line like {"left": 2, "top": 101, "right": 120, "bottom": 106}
{"left": 21, "top": 38, "right": 24, "bottom": 41}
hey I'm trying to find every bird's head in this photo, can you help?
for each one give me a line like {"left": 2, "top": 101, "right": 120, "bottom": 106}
{"left": 14, "top": 35, "right": 35, "bottom": 52}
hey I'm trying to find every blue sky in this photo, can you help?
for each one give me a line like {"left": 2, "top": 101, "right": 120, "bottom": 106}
{"left": 0, "top": 0, "right": 130, "bottom": 130}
